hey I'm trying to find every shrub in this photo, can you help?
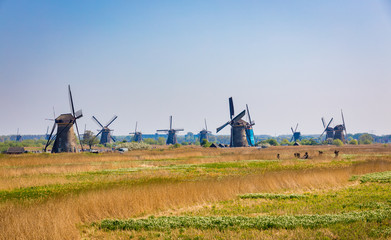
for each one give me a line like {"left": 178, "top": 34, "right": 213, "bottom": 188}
{"left": 349, "top": 139, "right": 358, "bottom": 145}
{"left": 332, "top": 139, "right": 343, "bottom": 146}
{"left": 117, "top": 142, "right": 152, "bottom": 150}
{"left": 201, "top": 139, "right": 212, "bottom": 148}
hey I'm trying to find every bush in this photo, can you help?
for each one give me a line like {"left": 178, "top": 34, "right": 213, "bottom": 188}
{"left": 332, "top": 139, "right": 343, "bottom": 146}
{"left": 117, "top": 142, "right": 152, "bottom": 150}
{"left": 259, "top": 139, "right": 278, "bottom": 146}
{"left": 349, "top": 139, "right": 358, "bottom": 145}
{"left": 144, "top": 138, "right": 158, "bottom": 145}
{"left": 280, "top": 139, "right": 292, "bottom": 146}
{"left": 201, "top": 139, "right": 212, "bottom": 148}
{"left": 170, "top": 143, "right": 181, "bottom": 149}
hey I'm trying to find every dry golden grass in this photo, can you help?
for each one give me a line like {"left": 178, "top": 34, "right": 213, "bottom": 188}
{"left": 1, "top": 145, "right": 391, "bottom": 239}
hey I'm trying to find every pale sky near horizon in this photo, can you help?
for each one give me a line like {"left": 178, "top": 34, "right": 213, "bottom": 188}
{"left": 1, "top": 0, "right": 391, "bottom": 136}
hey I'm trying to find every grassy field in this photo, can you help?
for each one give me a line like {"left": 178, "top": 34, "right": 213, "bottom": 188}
{"left": 1, "top": 144, "right": 391, "bottom": 239}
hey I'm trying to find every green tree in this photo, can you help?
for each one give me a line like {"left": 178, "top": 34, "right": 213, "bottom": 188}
{"left": 82, "top": 130, "right": 99, "bottom": 149}
{"left": 359, "top": 134, "right": 373, "bottom": 145}
{"left": 185, "top": 132, "right": 195, "bottom": 143}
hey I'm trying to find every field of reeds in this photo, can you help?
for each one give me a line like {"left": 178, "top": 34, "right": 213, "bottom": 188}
{"left": 1, "top": 144, "right": 391, "bottom": 239}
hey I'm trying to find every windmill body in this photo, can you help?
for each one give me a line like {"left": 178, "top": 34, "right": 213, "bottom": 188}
{"left": 100, "top": 128, "right": 113, "bottom": 144}
{"left": 326, "top": 127, "right": 334, "bottom": 139}
{"left": 132, "top": 132, "right": 143, "bottom": 142}
{"left": 52, "top": 114, "right": 78, "bottom": 153}
{"left": 231, "top": 119, "right": 249, "bottom": 147}
{"left": 244, "top": 104, "right": 255, "bottom": 147}
{"left": 333, "top": 125, "right": 345, "bottom": 142}
{"left": 157, "top": 116, "right": 184, "bottom": 145}
{"left": 92, "top": 116, "right": 117, "bottom": 145}
{"left": 199, "top": 130, "right": 209, "bottom": 143}
{"left": 216, "top": 97, "right": 248, "bottom": 147}
{"left": 44, "top": 85, "right": 84, "bottom": 153}
{"left": 290, "top": 124, "right": 301, "bottom": 142}
{"left": 199, "top": 119, "right": 211, "bottom": 143}
{"left": 130, "top": 122, "right": 143, "bottom": 142}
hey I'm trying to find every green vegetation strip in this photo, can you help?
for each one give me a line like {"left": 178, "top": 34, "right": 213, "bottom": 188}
{"left": 239, "top": 193, "right": 307, "bottom": 200}
{"left": 352, "top": 171, "right": 391, "bottom": 183}
{"left": 98, "top": 209, "right": 391, "bottom": 231}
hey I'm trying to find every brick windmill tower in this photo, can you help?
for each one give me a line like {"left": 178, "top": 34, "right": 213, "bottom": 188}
{"left": 216, "top": 97, "right": 247, "bottom": 147}
{"left": 157, "top": 116, "right": 184, "bottom": 145}
{"left": 319, "top": 117, "right": 334, "bottom": 142}
{"left": 44, "top": 85, "right": 84, "bottom": 153}
{"left": 92, "top": 115, "right": 118, "bottom": 145}
{"left": 290, "top": 123, "right": 301, "bottom": 143}
{"left": 199, "top": 119, "right": 211, "bottom": 143}
{"left": 130, "top": 122, "right": 143, "bottom": 142}
{"left": 334, "top": 110, "right": 348, "bottom": 143}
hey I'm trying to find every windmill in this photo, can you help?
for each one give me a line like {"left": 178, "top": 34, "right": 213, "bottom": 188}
{"left": 92, "top": 115, "right": 118, "bottom": 145}
{"left": 245, "top": 104, "right": 255, "bottom": 146}
{"left": 334, "top": 110, "right": 348, "bottom": 143}
{"left": 157, "top": 116, "right": 184, "bottom": 145}
{"left": 129, "top": 122, "right": 143, "bottom": 142}
{"left": 216, "top": 97, "right": 247, "bottom": 147}
{"left": 290, "top": 123, "right": 301, "bottom": 142}
{"left": 319, "top": 117, "right": 334, "bottom": 142}
{"left": 15, "top": 128, "right": 22, "bottom": 142}
{"left": 44, "top": 85, "right": 84, "bottom": 153}
{"left": 199, "top": 119, "right": 211, "bottom": 143}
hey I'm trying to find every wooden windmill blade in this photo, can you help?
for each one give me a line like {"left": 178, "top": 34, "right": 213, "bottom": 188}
{"left": 341, "top": 110, "right": 348, "bottom": 140}
{"left": 92, "top": 116, "right": 104, "bottom": 128}
{"left": 105, "top": 115, "right": 118, "bottom": 128}
{"left": 229, "top": 97, "right": 234, "bottom": 120}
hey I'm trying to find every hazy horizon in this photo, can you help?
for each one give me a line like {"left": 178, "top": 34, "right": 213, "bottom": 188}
{"left": 1, "top": 1, "right": 391, "bottom": 136}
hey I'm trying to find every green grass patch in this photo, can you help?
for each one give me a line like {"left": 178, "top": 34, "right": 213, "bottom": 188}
{"left": 239, "top": 193, "right": 307, "bottom": 200}
{"left": 352, "top": 171, "right": 391, "bottom": 183}
{"left": 98, "top": 209, "right": 391, "bottom": 231}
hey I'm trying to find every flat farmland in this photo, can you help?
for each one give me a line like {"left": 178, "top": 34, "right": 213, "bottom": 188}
{"left": 2, "top": 145, "right": 391, "bottom": 239}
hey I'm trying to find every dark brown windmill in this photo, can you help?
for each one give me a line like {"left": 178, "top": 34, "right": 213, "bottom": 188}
{"left": 320, "top": 117, "right": 334, "bottom": 141}
{"left": 92, "top": 115, "right": 118, "bottom": 145}
{"left": 44, "top": 85, "right": 84, "bottom": 153}
{"left": 199, "top": 118, "right": 211, "bottom": 143}
{"left": 290, "top": 123, "right": 301, "bottom": 142}
{"left": 157, "top": 116, "right": 184, "bottom": 145}
{"left": 334, "top": 110, "right": 348, "bottom": 143}
{"left": 216, "top": 97, "right": 247, "bottom": 147}
{"left": 130, "top": 122, "right": 143, "bottom": 142}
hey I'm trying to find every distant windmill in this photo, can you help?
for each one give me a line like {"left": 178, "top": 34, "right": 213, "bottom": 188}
{"left": 44, "top": 85, "right": 84, "bottom": 153}
{"left": 15, "top": 128, "right": 22, "bottom": 142}
{"left": 334, "top": 110, "right": 348, "bottom": 143}
{"left": 157, "top": 116, "right": 184, "bottom": 145}
{"left": 199, "top": 119, "right": 211, "bottom": 143}
{"left": 130, "top": 122, "right": 143, "bottom": 142}
{"left": 320, "top": 117, "right": 334, "bottom": 141}
{"left": 290, "top": 124, "right": 301, "bottom": 142}
{"left": 216, "top": 97, "right": 247, "bottom": 147}
{"left": 245, "top": 104, "right": 255, "bottom": 146}
{"left": 92, "top": 115, "right": 118, "bottom": 145}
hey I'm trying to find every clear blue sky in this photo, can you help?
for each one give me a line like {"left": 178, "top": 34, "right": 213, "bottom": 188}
{"left": 1, "top": 0, "right": 391, "bottom": 136}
